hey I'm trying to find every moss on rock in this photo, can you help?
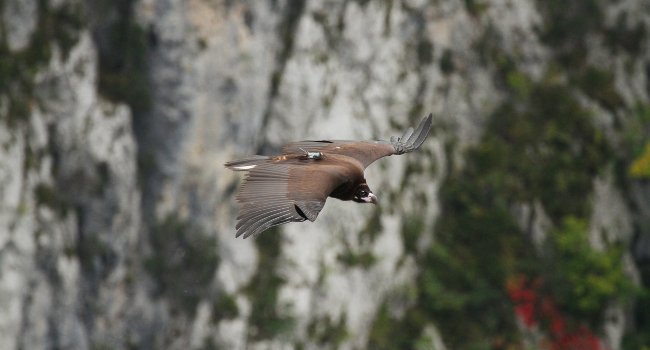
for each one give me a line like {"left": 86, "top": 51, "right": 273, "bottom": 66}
{"left": 145, "top": 214, "right": 219, "bottom": 315}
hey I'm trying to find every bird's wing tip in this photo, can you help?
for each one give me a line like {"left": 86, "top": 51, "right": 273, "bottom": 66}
{"left": 392, "top": 113, "right": 433, "bottom": 154}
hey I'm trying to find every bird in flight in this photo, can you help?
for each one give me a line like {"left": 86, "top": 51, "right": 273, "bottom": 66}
{"left": 225, "top": 114, "right": 433, "bottom": 238}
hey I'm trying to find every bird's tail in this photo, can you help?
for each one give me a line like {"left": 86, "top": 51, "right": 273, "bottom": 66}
{"left": 224, "top": 155, "right": 271, "bottom": 171}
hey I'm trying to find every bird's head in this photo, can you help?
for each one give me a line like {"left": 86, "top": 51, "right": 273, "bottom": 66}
{"left": 352, "top": 183, "right": 377, "bottom": 204}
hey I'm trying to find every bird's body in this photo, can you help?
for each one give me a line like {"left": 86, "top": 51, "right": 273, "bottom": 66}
{"left": 225, "top": 114, "right": 433, "bottom": 238}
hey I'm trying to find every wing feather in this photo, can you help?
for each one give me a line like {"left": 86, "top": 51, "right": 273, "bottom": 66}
{"left": 400, "top": 127, "right": 414, "bottom": 142}
{"left": 243, "top": 210, "right": 297, "bottom": 238}
{"left": 232, "top": 162, "right": 349, "bottom": 238}
{"left": 238, "top": 208, "right": 294, "bottom": 238}
{"left": 294, "top": 200, "right": 325, "bottom": 221}
{"left": 281, "top": 114, "right": 433, "bottom": 168}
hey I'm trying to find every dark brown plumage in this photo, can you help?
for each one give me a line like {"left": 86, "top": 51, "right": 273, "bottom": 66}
{"left": 225, "top": 114, "right": 433, "bottom": 238}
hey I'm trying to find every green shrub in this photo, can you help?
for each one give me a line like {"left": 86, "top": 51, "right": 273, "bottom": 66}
{"left": 337, "top": 248, "right": 376, "bottom": 269}
{"left": 243, "top": 229, "right": 295, "bottom": 340}
{"left": 572, "top": 66, "right": 623, "bottom": 110}
{"left": 536, "top": 0, "right": 602, "bottom": 67}
{"left": 94, "top": 0, "right": 150, "bottom": 114}
{"left": 367, "top": 302, "right": 423, "bottom": 350}
{"left": 544, "top": 217, "right": 636, "bottom": 325}
{"left": 306, "top": 313, "right": 348, "bottom": 347}
{"left": 630, "top": 143, "right": 650, "bottom": 179}
{"left": 623, "top": 261, "right": 650, "bottom": 349}
{"left": 145, "top": 214, "right": 219, "bottom": 315}
{"left": 369, "top": 67, "right": 616, "bottom": 348}
{"left": 0, "top": 1, "right": 83, "bottom": 126}
{"left": 212, "top": 293, "right": 239, "bottom": 322}
{"left": 34, "top": 183, "right": 69, "bottom": 216}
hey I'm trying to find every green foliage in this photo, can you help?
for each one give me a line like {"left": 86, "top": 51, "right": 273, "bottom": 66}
{"left": 630, "top": 143, "right": 650, "bottom": 179}
{"left": 622, "top": 104, "right": 650, "bottom": 158}
{"left": 439, "top": 49, "right": 454, "bottom": 75}
{"left": 571, "top": 66, "right": 623, "bottom": 110}
{"left": 94, "top": 0, "right": 150, "bottom": 114}
{"left": 544, "top": 217, "right": 636, "bottom": 324}
{"left": 145, "top": 214, "right": 219, "bottom": 315}
{"left": 368, "top": 65, "right": 617, "bottom": 347}
{"left": 536, "top": 0, "right": 603, "bottom": 67}
{"left": 23, "top": 144, "right": 43, "bottom": 172}
{"left": 367, "top": 303, "right": 423, "bottom": 350}
{"left": 428, "top": 69, "right": 620, "bottom": 342}
{"left": 604, "top": 12, "right": 647, "bottom": 55}
{"left": 473, "top": 24, "right": 504, "bottom": 68}
{"left": 212, "top": 293, "right": 239, "bottom": 322}
{"left": 267, "top": 0, "right": 305, "bottom": 101}
{"left": 352, "top": 0, "right": 373, "bottom": 7}
{"left": 336, "top": 210, "right": 382, "bottom": 269}
{"left": 536, "top": 0, "right": 629, "bottom": 112}
{"left": 488, "top": 74, "right": 609, "bottom": 221}
{"left": 365, "top": 1, "right": 646, "bottom": 347}
{"left": 618, "top": 103, "right": 650, "bottom": 187}
{"left": 47, "top": 1, "right": 85, "bottom": 58}
{"left": 243, "top": 229, "right": 295, "bottom": 340}
{"left": 338, "top": 219, "right": 378, "bottom": 268}
{"left": 464, "top": 0, "right": 489, "bottom": 18}
{"left": 416, "top": 175, "right": 531, "bottom": 348}
{"left": 77, "top": 231, "right": 115, "bottom": 277}
{"left": 401, "top": 214, "right": 424, "bottom": 255}
{"left": 34, "top": 183, "right": 58, "bottom": 207}
{"left": 623, "top": 261, "right": 650, "bottom": 349}
{"left": 506, "top": 70, "right": 532, "bottom": 99}
{"left": 33, "top": 183, "right": 69, "bottom": 216}
{"left": 417, "top": 39, "right": 434, "bottom": 65}
{"left": 337, "top": 248, "right": 377, "bottom": 269}
{"left": 0, "top": 1, "right": 83, "bottom": 125}
{"left": 306, "top": 313, "right": 349, "bottom": 347}
{"left": 359, "top": 209, "right": 383, "bottom": 243}
{"left": 401, "top": 159, "right": 427, "bottom": 190}
{"left": 92, "top": 342, "right": 116, "bottom": 350}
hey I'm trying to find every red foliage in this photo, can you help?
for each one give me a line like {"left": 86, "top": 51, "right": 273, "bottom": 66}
{"left": 506, "top": 274, "right": 607, "bottom": 350}
{"left": 551, "top": 325, "right": 603, "bottom": 350}
{"left": 507, "top": 275, "right": 538, "bottom": 328}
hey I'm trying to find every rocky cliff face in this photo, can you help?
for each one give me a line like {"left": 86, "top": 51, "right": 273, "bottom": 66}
{"left": 1, "top": 0, "right": 649, "bottom": 349}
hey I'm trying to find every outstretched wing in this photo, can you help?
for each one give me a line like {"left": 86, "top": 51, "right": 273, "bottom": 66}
{"left": 282, "top": 113, "right": 433, "bottom": 168}
{"left": 233, "top": 161, "right": 351, "bottom": 238}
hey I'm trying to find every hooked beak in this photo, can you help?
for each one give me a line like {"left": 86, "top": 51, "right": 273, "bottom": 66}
{"left": 367, "top": 193, "right": 378, "bottom": 205}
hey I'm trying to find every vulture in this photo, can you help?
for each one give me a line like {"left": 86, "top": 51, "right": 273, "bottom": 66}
{"left": 225, "top": 114, "right": 433, "bottom": 238}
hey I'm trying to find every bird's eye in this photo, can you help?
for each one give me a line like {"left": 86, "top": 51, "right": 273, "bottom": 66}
{"left": 359, "top": 190, "right": 368, "bottom": 197}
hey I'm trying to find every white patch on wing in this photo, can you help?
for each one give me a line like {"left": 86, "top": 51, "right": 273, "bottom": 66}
{"left": 234, "top": 165, "right": 256, "bottom": 170}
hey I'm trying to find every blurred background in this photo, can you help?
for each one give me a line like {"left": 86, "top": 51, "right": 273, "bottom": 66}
{"left": 1, "top": 0, "right": 649, "bottom": 349}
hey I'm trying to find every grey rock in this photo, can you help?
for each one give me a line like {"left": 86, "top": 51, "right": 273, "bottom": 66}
{"left": 2, "top": 0, "right": 37, "bottom": 52}
{"left": 1, "top": 0, "right": 650, "bottom": 349}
